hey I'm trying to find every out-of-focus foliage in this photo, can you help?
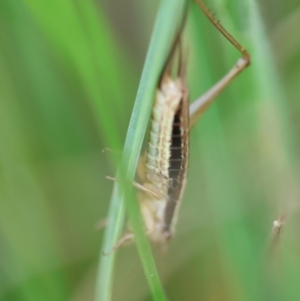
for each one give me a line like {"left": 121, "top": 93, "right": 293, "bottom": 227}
{"left": 0, "top": 0, "right": 300, "bottom": 300}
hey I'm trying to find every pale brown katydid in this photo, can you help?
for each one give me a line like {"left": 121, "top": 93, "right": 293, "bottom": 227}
{"left": 106, "top": 0, "right": 250, "bottom": 252}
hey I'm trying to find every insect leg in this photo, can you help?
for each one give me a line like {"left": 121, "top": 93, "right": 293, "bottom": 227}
{"left": 133, "top": 182, "right": 163, "bottom": 199}
{"left": 268, "top": 215, "right": 285, "bottom": 254}
{"left": 95, "top": 218, "right": 108, "bottom": 230}
{"left": 190, "top": 0, "right": 250, "bottom": 128}
{"left": 189, "top": 58, "right": 249, "bottom": 127}
{"left": 103, "top": 232, "right": 135, "bottom": 255}
{"left": 105, "top": 175, "right": 163, "bottom": 199}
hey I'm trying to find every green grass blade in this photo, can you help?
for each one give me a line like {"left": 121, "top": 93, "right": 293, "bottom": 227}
{"left": 190, "top": 2, "right": 264, "bottom": 300}
{"left": 189, "top": 0, "right": 300, "bottom": 300}
{"left": 246, "top": 0, "right": 300, "bottom": 299}
{"left": 22, "top": 0, "right": 126, "bottom": 150}
{"left": 3, "top": 1, "right": 129, "bottom": 300}
{"left": 247, "top": 0, "right": 298, "bottom": 160}
{"left": 96, "top": 0, "right": 187, "bottom": 300}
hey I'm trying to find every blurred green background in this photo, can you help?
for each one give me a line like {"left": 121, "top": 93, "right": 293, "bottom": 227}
{"left": 1, "top": 0, "right": 300, "bottom": 300}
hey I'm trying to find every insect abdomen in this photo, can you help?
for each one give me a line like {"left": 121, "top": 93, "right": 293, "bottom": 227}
{"left": 143, "top": 76, "right": 189, "bottom": 242}
{"left": 163, "top": 101, "right": 189, "bottom": 238}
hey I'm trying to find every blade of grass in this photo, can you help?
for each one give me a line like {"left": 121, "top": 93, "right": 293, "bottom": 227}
{"left": 191, "top": 0, "right": 300, "bottom": 300}
{"left": 22, "top": 0, "right": 126, "bottom": 151}
{"left": 246, "top": 0, "right": 297, "bottom": 159}
{"left": 190, "top": 2, "right": 264, "bottom": 299}
{"left": 246, "top": 0, "right": 300, "bottom": 298}
{"left": 189, "top": 0, "right": 286, "bottom": 299}
{"left": 95, "top": 0, "right": 187, "bottom": 300}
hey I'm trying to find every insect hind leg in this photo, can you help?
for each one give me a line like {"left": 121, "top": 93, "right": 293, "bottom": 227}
{"left": 189, "top": 0, "right": 250, "bottom": 128}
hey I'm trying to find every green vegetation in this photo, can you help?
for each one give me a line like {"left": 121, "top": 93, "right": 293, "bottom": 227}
{"left": 1, "top": 0, "right": 300, "bottom": 300}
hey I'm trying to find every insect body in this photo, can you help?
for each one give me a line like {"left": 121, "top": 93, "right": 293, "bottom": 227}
{"left": 109, "top": 0, "right": 250, "bottom": 251}
{"left": 138, "top": 66, "right": 189, "bottom": 242}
